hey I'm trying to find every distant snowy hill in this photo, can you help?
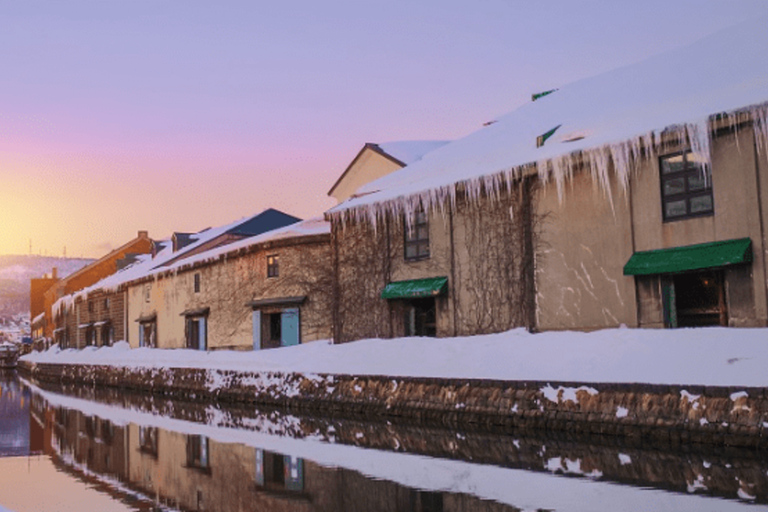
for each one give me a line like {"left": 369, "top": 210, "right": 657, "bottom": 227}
{"left": 0, "top": 255, "right": 93, "bottom": 317}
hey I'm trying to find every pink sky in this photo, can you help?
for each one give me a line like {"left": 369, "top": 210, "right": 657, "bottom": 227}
{"left": 1, "top": 0, "right": 766, "bottom": 257}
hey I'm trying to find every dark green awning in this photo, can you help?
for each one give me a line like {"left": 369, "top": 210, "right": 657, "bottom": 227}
{"left": 381, "top": 277, "right": 448, "bottom": 300}
{"left": 623, "top": 238, "right": 752, "bottom": 276}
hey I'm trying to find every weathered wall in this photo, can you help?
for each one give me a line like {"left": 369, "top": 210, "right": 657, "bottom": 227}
{"left": 127, "top": 235, "right": 332, "bottom": 350}
{"left": 333, "top": 185, "right": 536, "bottom": 342}
{"left": 534, "top": 166, "right": 637, "bottom": 331}
{"left": 630, "top": 130, "right": 767, "bottom": 326}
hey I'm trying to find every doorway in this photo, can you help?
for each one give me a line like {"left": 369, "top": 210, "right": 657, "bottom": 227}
{"left": 403, "top": 298, "right": 437, "bottom": 337}
{"left": 663, "top": 270, "right": 727, "bottom": 327}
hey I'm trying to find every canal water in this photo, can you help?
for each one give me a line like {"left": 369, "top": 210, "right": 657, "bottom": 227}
{"left": 2, "top": 370, "right": 768, "bottom": 511}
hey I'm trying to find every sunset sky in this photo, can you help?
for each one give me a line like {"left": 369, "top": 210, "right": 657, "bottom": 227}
{"left": 1, "top": 0, "right": 766, "bottom": 257}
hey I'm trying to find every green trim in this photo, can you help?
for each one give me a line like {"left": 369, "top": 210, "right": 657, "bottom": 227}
{"left": 381, "top": 277, "right": 448, "bottom": 300}
{"left": 536, "top": 125, "right": 561, "bottom": 148}
{"left": 623, "top": 238, "right": 752, "bottom": 276}
{"left": 532, "top": 89, "right": 557, "bottom": 101}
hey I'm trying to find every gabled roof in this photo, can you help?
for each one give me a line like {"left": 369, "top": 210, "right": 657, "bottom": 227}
{"left": 226, "top": 208, "right": 301, "bottom": 237}
{"left": 328, "top": 141, "right": 449, "bottom": 198}
{"left": 329, "top": 17, "right": 768, "bottom": 222}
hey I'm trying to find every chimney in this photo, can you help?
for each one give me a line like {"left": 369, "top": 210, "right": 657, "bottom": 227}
{"left": 51, "top": 267, "right": 58, "bottom": 280}
{"left": 138, "top": 230, "right": 148, "bottom": 238}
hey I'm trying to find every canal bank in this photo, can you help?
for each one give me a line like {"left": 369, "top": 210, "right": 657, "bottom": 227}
{"left": 18, "top": 327, "right": 768, "bottom": 448}
{"left": 18, "top": 358, "right": 768, "bottom": 449}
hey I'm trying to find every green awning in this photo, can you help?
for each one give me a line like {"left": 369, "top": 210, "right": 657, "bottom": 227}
{"left": 381, "top": 277, "right": 448, "bottom": 300}
{"left": 623, "top": 238, "right": 752, "bottom": 276}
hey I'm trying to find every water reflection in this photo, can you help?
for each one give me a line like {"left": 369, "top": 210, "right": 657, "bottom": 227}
{"left": 2, "top": 372, "right": 768, "bottom": 511}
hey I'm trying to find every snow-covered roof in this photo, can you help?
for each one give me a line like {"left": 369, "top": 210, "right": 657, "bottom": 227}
{"left": 329, "top": 17, "right": 768, "bottom": 223}
{"left": 161, "top": 217, "right": 330, "bottom": 274}
{"left": 376, "top": 140, "right": 450, "bottom": 165}
{"left": 52, "top": 216, "right": 328, "bottom": 316}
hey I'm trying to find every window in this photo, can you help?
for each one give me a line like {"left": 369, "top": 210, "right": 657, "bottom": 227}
{"left": 186, "top": 435, "right": 210, "bottom": 471}
{"left": 139, "top": 426, "right": 158, "bottom": 456}
{"left": 660, "top": 150, "right": 713, "bottom": 221}
{"left": 255, "top": 449, "right": 304, "bottom": 492}
{"left": 194, "top": 273, "right": 201, "bottom": 293}
{"left": 144, "top": 284, "right": 151, "bottom": 303}
{"left": 404, "top": 210, "right": 430, "bottom": 260}
{"left": 103, "top": 298, "right": 110, "bottom": 310}
{"left": 139, "top": 320, "right": 157, "bottom": 348}
{"left": 87, "top": 301, "right": 94, "bottom": 313}
{"left": 267, "top": 255, "right": 279, "bottom": 278}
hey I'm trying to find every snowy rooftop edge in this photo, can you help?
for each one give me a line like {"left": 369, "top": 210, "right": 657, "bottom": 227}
{"left": 328, "top": 17, "right": 768, "bottom": 218}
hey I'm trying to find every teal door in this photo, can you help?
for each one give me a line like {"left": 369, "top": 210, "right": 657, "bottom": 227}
{"left": 280, "top": 308, "right": 300, "bottom": 347}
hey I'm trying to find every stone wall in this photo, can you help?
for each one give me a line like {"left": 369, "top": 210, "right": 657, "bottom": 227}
{"left": 20, "top": 361, "right": 768, "bottom": 449}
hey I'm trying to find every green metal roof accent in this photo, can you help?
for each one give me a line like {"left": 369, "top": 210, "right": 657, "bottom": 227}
{"left": 623, "top": 238, "right": 752, "bottom": 276}
{"left": 381, "top": 277, "right": 448, "bottom": 300}
{"left": 536, "top": 124, "right": 561, "bottom": 148}
{"left": 532, "top": 89, "right": 557, "bottom": 101}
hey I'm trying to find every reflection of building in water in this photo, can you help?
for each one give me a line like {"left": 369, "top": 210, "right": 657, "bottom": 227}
{"left": 34, "top": 397, "right": 519, "bottom": 511}
{"left": 122, "top": 421, "right": 505, "bottom": 512}
{"left": 51, "top": 407, "right": 129, "bottom": 484}
{"left": 0, "top": 373, "right": 31, "bottom": 456}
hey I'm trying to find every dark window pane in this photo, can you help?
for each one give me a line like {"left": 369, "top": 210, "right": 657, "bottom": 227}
{"left": 665, "top": 199, "right": 687, "bottom": 218}
{"left": 663, "top": 177, "right": 685, "bottom": 196}
{"left": 405, "top": 244, "right": 417, "bottom": 259}
{"left": 661, "top": 154, "right": 685, "bottom": 174}
{"left": 687, "top": 171, "right": 711, "bottom": 191}
{"left": 690, "top": 194, "right": 713, "bottom": 213}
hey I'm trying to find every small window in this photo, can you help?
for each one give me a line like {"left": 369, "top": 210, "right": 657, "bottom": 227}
{"left": 144, "top": 284, "right": 151, "bottom": 303}
{"left": 194, "top": 273, "right": 201, "bottom": 293}
{"left": 404, "top": 210, "right": 430, "bottom": 261}
{"left": 87, "top": 301, "right": 94, "bottom": 313}
{"left": 103, "top": 298, "right": 110, "bottom": 310}
{"left": 186, "top": 435, "right": 210, "bottom": 470}
{"left": 139, "top": 426, "right": 158, "bottom": 456}
{"left": 267, "top": 255, "right": 279, "bottom": 278}
{"left": 660, "top": 150, "right": 714, "bottom": 221}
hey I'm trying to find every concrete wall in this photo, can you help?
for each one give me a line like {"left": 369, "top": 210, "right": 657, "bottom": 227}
{"left": 127, "top": 235, "right": 332, "bottom": 350}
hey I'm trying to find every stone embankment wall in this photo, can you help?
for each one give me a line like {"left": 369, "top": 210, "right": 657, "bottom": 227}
{"left": 19, "top": 361, "right": 768, "bottom": 448}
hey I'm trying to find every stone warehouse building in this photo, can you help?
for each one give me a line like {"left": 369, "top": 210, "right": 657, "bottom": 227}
{"left": 127, "top": 217, "right": 331, "bottom": 351}
{"left": 326, "top": 18, "right": 768, "bottom": 341}
{"left": 50, "top": 209, "right": 304, "bottom": 350}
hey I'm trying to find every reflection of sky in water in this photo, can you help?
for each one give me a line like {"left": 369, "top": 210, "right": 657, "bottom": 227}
{"left": 0, "top": 374, "right": 30, "bottom": 456}
{"left": 0, "top": 456, "right": 138, "bottom": 512}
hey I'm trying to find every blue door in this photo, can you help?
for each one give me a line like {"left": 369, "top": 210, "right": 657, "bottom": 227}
{"left": 280, "top": 308, "right": 300, "bottom": 347}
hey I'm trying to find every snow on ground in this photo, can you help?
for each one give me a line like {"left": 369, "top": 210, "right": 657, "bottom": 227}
{"left": 24, "top": 380, "right": 763, "bottom": 512}
{"left": 21, "top": 326, "right": 768, "bottom": 387}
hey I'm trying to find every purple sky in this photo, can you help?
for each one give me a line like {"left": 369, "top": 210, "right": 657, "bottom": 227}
{"left": 1, "top": 0, "right": 766, "bottom": 257}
